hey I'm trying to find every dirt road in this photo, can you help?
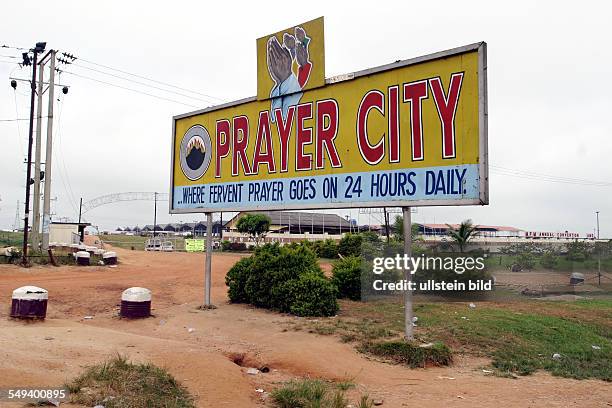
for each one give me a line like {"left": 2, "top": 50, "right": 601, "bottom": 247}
{"left": 0, "top": 246, "right": 609, "bottom": 407}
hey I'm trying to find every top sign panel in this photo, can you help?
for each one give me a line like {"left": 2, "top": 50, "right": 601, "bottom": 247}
{"left": 256, "top": 17, "right": 325, "bottom": 101}
{"left": 170, "top": 42, "right": 488, "bottom": 214}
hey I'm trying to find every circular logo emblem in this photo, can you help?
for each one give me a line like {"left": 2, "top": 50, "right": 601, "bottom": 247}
{"left": 179, "top": 125, "right": 212, "bottom": 181}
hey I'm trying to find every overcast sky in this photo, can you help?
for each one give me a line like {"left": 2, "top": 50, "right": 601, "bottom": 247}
{"left": 1, "top": 0, "right": 610, "bottom": 237}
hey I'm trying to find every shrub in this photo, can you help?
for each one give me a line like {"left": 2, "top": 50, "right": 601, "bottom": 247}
{"left": 332, "top": 256, "right": 363, "bottom": 300}
{"left": 516, "top": 252, "right": 536, "bottom": 270}
{"left": 279, "top": 273, "right": 339, "bottom": 317}
{"left": 359, "top": 341, "right": 452, "bottom": 368}
{"left": 566, "top": 241, "right": 591, "bottom": 261}
{"left": 540, "top": 250, "right": 559, "bottom": 269}
{"left": 316, "top": 239, "right": 339, "bottom": 259}
{"left": 338, "top": 234, "right": 363, "bottom": 257}
{"left": 271, "top": 379, "right": 369, "bottom": 408}
{"left": 225, "top": 243, "right": 338, "bottom": 317}
{"left": 66, "top": 355, "right": 195, "bottom": 408}
{"left": 229, "top": 242, "right": 247, "bottom": 251}
{"left": 225, "top": 257, "right": 253, "bottom": 303}
{"left": 221, "top": 240, "right": 231, "bottom": 251}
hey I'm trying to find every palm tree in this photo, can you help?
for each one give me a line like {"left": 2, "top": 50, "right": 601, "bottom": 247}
{"left": 447, "top": 219, "right": 478, "bottom": 253}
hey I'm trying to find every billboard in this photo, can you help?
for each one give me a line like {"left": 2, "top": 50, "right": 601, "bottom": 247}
{"left": 170, "top": 42, "right": 488, "bottom": 214}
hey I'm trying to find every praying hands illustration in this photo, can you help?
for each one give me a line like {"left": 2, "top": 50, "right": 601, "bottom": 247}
{"left": 267, "top": 26, "right": 312, "bottom": 121}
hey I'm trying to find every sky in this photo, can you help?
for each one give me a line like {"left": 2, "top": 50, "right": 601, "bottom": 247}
{"left": 0, "top": 0, "right": 610, "bottom": 237}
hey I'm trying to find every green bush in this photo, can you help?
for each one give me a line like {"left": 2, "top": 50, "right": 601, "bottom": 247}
{"left": 516, "top": 252, "right": 536, "bottom": 270}
{"left": 225, "top": 257, "right": 253, "bottom": 302}
{"left": 225, "top": 243, "right": 338, "bottom": 316}
{"left": 540, "top": 251, "right": 559, "bottom": 269}
{"left": 566, "top": 241, "right": 591, "bottom": 261}
{"left": 316, "top": 239, "right": 339, "bottom": 259}
{"left": 221, "top": 240, "right": 231, "bottom": 251}
{"left": 279, "top": 273, "right": 338, "bottom": 316}
{"left": 332, "top": 256, "right": 363, "bottom": 301}
{"left": 359, "top": 341, "right": 452, "bottom": 368}
{"left": 229, "top": 242, "right": 247, "bottom": 251}
{"left": 338, "top": 234, "right": 363, "bottom": 257}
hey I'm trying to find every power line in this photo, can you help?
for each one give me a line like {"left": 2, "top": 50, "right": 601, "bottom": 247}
{"left": 12, "top": 90, "right": 26, "bottom": 157}
{"left": 490, "top": 165, "right": 612, "bottom": 187}
{"left": 69, "top": 62, "right": 219, "bottom": 104}
{"left": 1, "top": 44, "right": 27, "bottom": 51}
{"left": 60, "top": 69, "right": 200, "bottom": 108}
{"left": 52, "top": 93, "right": 81, "bottom": 217}
{"left": 73, "top": 55, "right": 225, "bottom": 102}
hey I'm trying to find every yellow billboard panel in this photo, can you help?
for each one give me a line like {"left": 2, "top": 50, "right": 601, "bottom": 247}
{"left": 171, "top": 43, "right": 488, "bottom": 213}
{"left": 256, "top": 17, "right": 325, "bottom": 101}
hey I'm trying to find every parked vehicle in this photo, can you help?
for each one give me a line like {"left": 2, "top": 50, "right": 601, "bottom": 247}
{"left": 145, "top": 238, "right": 174, "bottom": 252}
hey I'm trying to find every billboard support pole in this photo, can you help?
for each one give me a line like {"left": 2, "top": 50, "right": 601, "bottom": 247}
{"left": 204, "top": 212, "right": 213, "bottom": 306}
{"left": 402, "top": 206, "right": 414, "bottom": 340}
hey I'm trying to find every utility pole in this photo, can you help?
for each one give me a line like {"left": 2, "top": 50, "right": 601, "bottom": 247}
{"left": 402, "top": 206, "right": 414, "bottom": 340}
{"left": 21, "top": 45, "right": 41, "bottom": 265}
{"left": 31, "top": 59, "right": 45, "bottom": 251}
{"left": 596, "top": 211, "right": 601, "bottom": 285}
{"left": 41, "top": 50, "right": 56, "bottom": 251}
{"left": 153, "top": 192, "right": 158, "bottom": 238}
{"left": 13, "top": 201, "right": 20, "bottom": 231}
{"left": 383, "top": 208, "right": 390, "bottom": 243}
{"left": 78, "top": 198, "right": 83, "bottom": 224}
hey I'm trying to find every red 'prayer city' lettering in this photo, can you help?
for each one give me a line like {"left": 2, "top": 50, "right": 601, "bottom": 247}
{"left": 213, "top": 73, "right": 463, "bottom": 177}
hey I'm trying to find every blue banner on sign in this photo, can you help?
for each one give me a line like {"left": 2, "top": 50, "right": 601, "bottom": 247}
{"left": 173, "top": 164, "right": 479, "bottom": 211}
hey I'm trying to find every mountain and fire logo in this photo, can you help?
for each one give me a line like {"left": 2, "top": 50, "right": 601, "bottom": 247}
{"left": 179, "top": 125, "right": 212, "bottom": 180}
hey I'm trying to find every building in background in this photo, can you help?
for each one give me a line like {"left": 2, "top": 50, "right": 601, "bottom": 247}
{"left": 224, "top": 211, "right": 354, "bottom": 235}
{"left": 49, "top": 222, "right": 91, "bottom": 244}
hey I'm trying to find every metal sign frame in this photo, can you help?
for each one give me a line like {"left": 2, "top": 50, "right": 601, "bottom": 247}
{"left": 170, "top": 42, "right": 487, "bottom": 214}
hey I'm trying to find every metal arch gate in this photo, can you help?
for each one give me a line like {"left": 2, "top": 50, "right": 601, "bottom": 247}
{"left": 81, "top": 192, "right": 169, "bottom": 215}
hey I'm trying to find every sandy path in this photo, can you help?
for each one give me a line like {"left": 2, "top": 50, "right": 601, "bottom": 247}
{"left": 0, "top": 246, "right": 609, "bottom": 407}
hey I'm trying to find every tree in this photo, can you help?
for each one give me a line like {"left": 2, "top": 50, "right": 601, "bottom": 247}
{"left": 236, "top": 214, "right": 271, "bottom": 245}
{"left": 392, "top": 215, "right": 420, "bottom": 241}
{"left": 447, "top": 219, "right": 478, "bottom": 253}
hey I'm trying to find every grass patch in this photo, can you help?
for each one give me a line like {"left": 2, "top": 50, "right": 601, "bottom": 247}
{"left": 270, "top": 379, "right": 371, "bottom": 408}
{"left": 359, "top": 341, "right": 452, "bottom": 368}
{"left": 65, "top": 355, "right": 195, "bottom": 408}
{"left": 0, "top": 231, "right": 22, "bottom": 247}
{"left": 297, "top": 298, "right": 612, "bottom": 380}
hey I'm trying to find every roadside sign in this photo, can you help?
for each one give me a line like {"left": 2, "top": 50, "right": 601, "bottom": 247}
{"left": 185, "top": 239, "right": 205, "bottom": 252}
{"left": 170, "top": 23, "right": 487, "bottom": 214}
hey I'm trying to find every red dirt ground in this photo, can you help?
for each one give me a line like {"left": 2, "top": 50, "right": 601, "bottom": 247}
{"left": 0, "top": 244, "right": 609, "bottom": 407}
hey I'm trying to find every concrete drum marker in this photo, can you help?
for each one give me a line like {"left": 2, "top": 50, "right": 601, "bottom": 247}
{"left": 120, "top": 287, "right": 152, "bottom": 318}
{"left": 103, "top": 251, "right": 118, "bottom": 265}
{"left": 74, "top": 250, "right": 90, "bottom": 266}
{"left": 10, "top": 286, "right": 48, "bottom": 319}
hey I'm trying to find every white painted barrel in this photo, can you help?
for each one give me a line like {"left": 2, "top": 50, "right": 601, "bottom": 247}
{"left": 75, "top": 250, "right": 90, "bottom": 266}
{"left": 570, "top": 272, "right": 585, "bottom": 285}
{"left": 10, "top": 286, "right": 48, "bottom": 319}
{"left": 102, "top": 251, "right": 118, "bottom": 265}
{"left": 120, "top": 287, "right": 151, "bottom": 318}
